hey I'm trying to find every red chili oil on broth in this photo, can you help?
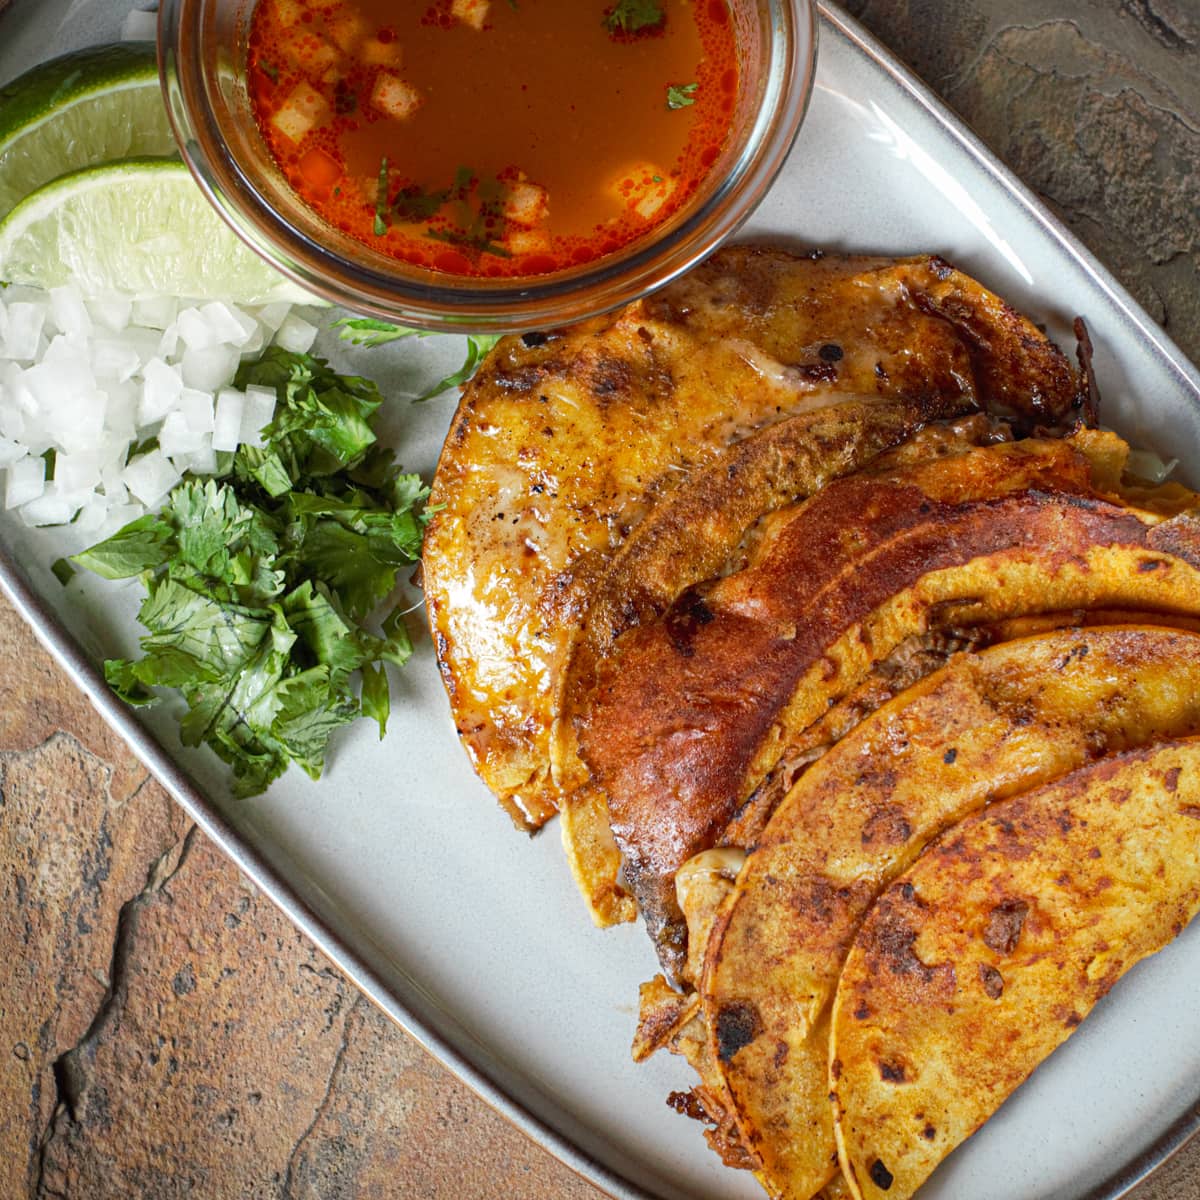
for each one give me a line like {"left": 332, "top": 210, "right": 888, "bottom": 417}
{"left": 248, "top": 0, "right": 738, "bottom": 277}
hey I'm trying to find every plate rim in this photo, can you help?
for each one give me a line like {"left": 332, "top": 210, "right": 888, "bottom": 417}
{"left": 1, "top": 2, "right": 1198, "bottom": 1198}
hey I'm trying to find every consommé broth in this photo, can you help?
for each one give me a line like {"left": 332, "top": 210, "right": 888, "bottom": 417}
{"left": 248, "top": 0, "right": 739, "bottom": 278}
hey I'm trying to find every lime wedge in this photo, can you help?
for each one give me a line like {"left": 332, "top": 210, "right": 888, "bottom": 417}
{"left": 0, "top": 158, "right": 318, "bottom": 305}
{"left": 0, "top": 44, "right": 177, "bottom": 219}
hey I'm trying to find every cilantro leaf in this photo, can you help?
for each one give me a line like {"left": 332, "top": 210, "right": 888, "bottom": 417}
{"left": 104, "top": 659, "right": 156, "bottom": 706}
{"left": 334, "top": 318, "right": 430, "bottom": 349}
{"left": 282, "top": 579, "right": 373, "bottom": 685}
{"left": 666, "top": 82, "right": 698, "bottom": 109}
{"left": 359, "top": 661, "right": 390, "bottom": 738}
{"left": 235, "top": 346, "right": 384, "bottom": 478}
{"left": 167, "top": 479, "right": 281, "bottom": 589}
{"left": 393, "top": 182, "right": 450, "bottom": 222}
{"left": 374, "top": 155, "right": 390, "bottom": 236}
{"left": 290, "top": 520, "right": 408, "bottom": 620}
{"left": 75, "top": 347, "right": 431, "bottom": 799}
{"left": 335, "top": 320, "right": 502, "bottom": 402}
{"left": 425, "top": 226, "right": 512, "bottom": 259}
{"left": 137, "top": 576, "right": 275, "bottom": 679}
{"left": 236, "top": 445, "right": 294, "bottom": 498}
{"left": 71, "top": 513, "right": 174, "bottom": 579}
{"left": 415, "top": 334, "right": 502, "bottom": 402}
{"left": 378, "top": 604, "right": 414, "bottom": 667}
{"left": 605, "top": 0, "right": 665, "bottom": 35}
{"left": 271, "top": 666, "right": 359, "bottom": 781}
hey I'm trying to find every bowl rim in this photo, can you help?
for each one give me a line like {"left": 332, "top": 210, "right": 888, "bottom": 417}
{"left": 158, "top": 0, "right": 820, "bottom": 333}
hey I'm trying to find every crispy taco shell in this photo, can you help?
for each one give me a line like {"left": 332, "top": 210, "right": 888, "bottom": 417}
{"left": 558, "top": 413, "right": 1018, "bottom": 925}
{"left": 698, "top": 625, "right": 1200, "bottom": 1200}
{"left": 579, "top": 431, "right": 1200, "bottom": 976}
{"left": 831, "top": 738, "right": 1200, "bottom": 1200}
{"left": 424, "top": 248, "right": 1083, "bottom": 832}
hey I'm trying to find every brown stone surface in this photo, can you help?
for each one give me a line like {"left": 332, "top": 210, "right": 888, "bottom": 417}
{"left": 1, "top": 733, "right": 188, "bottom": 1198}
{"left": 846, "top": 0, "right": 1200, "bottom": 366}
{"left": 1, "top": 4, "right": 1198, "bottom": 1200}
{"left": 1, "top": 605, "right": 599, "bottom": 1200}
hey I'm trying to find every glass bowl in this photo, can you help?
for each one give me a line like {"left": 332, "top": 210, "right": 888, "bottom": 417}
{"left": 158, "top": 0, "right": 818, "bottom": 333}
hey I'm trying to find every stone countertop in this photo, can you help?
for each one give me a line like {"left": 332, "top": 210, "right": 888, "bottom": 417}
{"left": 3, "top": 2, "right": 1199, "bottom": 1198}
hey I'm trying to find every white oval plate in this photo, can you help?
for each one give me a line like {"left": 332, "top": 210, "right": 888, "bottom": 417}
{"left": 2, "top": 3, "right": 1199, "bottom": 1199}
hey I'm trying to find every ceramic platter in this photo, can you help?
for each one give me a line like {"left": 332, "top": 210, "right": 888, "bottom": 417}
{"left": 3, "top": 2, "right": 1200, "bottom": 1198}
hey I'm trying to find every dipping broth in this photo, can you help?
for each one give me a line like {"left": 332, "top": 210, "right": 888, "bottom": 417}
{"left": 247, "top": 0, "right": 739, "bottom": 278}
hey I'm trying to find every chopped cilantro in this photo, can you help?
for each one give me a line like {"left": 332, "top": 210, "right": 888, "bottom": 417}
{"left": 449, "top": 164, "right": 477, "bottom": 205}
{"left": 423, "top": 334, "right": 503, "bottom": 400}
{"left": 73, "top": 347, "right": 431, "bottom": 798}
{"left": 259, "top": 59, "right": 279, "bottom": 83}
{"left": 359, "top": 660, "right": 390, "bottom": 738}
{"left": 374, "top": 156, "right": 390, "bottom": 236}
{"left": 73, "top": 513, "right": 173, "bottom": 580}
{"left": 426, "top": 226, "right": 512, "bottom": 260}
{"left": 604, "top": 0, "right": 665, "bottom": 35}
{"left": 334, "top": 318, "right": 429, "bottom": 349}
{"left": 666, "top": 82, "right": 699, "bottom": 109}
{"left": 379, "top": 166, "right": 529, "bottom": 260}
{"left": 334, "top": 319, "right": 502, "bottom": 402}
{"left": 392, "top": 182, "right": 449, "bottom": 222}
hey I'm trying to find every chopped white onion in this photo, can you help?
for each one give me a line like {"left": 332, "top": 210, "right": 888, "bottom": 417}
{"left": 180, "top": 343, "right": 242, "bottom": 392}
{"left": 274, "top": 313, "right": 318, "bottom": 354}
{"left": 86, "top": 293, "right": 134, "bottom": 335}
{"left": 94, "top": 501, "right": 147, "bottom": 541}
{"left": 178, "top": 388, "right": 216, "bottom": 434}
{"left": 200, "top": 301, "right": 258, "bottom": 347}
{"left": 5, "top": 456, "right": 45, "bottom": 508}
{"left": 55, "top": 449, "right": 103, "bottom": 494}
{"left": 0, "top": 363, "right": 36, "bottom": 414}
{"left": 50, "top": 286, "right": 93, "bottom": 341}
{"left": 0, "top": 303, "right": 46, "bottom": 361}
{"left": 91, "top": 337, "right": 142, "bottom": 383}
{"left": 21, "top": 483, "right": 85, "bottom": 528}
{"left": 157, "top": 322, "right": 180, "bottom": 360}
{"left": 99, "top": 467, "right": 129, "bottom": 506}
{"left": 238, "top": 324, "right": 267, "bottom": 358}
{"left": 123, "top": 449, "right": 182, "bottom": 508}
{"left": 122, "top": 327, "right": 164, "bottom": 367}
{"left": 212, "top": 388, "right": 245, "bottom": 452}
{"left": 76, "top": 496, "right": 112, "bottom": 534}
{"left": 184, "top": 445, "right": 219, "bottom": 476}
{"left": 132, "top": 294, "right": 179, "bottom": 331}
{"left": 254, "top": 302, "right": 293, "bottom": 333}
{"left": 50, "top": 389, "right": 107, "bottom": 455}
{"left": 139, "top": 357, "right": 184, "bottom": 424}
{"left": 0, "top": 394, "right": 26, "bottom": 441}
{"left": 102, "top": 382, "right": 139, "bottom": 442}
{"left": 0, "top": 284, "right": 314, "bottom": 539}
{"left": 158, "top": 412, "right": 205, "bottom": 458}
{"left": 177, "top": 306, "right": 218, "bottom": 351}
{"left": 241, "top": 385, "right": 277, "bottom": 448}
{"left": 0, "top": 437, "right": 25, "bottom": 468}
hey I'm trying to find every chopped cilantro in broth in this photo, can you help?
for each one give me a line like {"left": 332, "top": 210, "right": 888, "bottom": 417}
{"left": 247, "top": 0, "right": 738, "bottom": 277}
